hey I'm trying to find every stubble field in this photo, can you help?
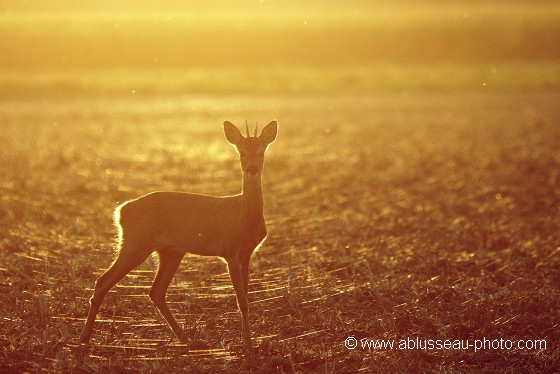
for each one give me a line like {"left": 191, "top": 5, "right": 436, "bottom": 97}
{"left": 1, "top": 91, "right": 559, "bottom": 373}
{"left": 2, "top": 0, "right": 560, "bottom": 372}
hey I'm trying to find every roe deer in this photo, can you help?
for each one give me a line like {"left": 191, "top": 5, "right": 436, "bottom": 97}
{"left": 79, "top": 120, "right": 278, "bottom": 350}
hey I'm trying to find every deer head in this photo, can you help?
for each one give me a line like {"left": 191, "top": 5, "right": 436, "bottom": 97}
{"left": 223, "top": 120, "right": 278, "bottom": 177}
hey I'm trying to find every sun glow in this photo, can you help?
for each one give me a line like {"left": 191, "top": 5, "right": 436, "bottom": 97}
{"left": 1, "top": 0, "right": 559, "bottom": 96}
{"left": 2, "top": 1, "right": 560, "bottom": 372}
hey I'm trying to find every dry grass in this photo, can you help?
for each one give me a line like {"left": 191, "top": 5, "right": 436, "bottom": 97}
{"left": 2, "top": 1, "right": 559, "bottom": 372}
{"left": 0, "top": 92, "right": 559, "bottom": 372}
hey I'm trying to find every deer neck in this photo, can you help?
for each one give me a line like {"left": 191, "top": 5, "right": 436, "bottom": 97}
{"left": 242, "top": 174, "right": 264, "bottom": 223}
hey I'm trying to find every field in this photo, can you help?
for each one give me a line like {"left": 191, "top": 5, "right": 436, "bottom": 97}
{"left": 1, "top": 1, "right": 560, "bottom": 373}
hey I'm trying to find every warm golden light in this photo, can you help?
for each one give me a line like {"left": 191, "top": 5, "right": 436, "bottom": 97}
{"left": 1, "top": 0, "right": 559, "bottom": 96}
{"left": 1, "top": 1, "right": 559, "bottom": 372}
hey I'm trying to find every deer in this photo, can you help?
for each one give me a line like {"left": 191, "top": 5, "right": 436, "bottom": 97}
{"left": 79, "top": 120, "right": 278, "bottom": 351}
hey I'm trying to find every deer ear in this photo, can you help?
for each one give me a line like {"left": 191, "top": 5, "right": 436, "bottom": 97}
{"left": 223, "top": 121, "right": 243, "bottom": 146}
{"left": 259, "top": 120, "right": 278, "bottom": 146}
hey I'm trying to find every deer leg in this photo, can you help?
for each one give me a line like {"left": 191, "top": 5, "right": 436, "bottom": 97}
{"left": 80, "top": 243, "right": 151, "bottom": 343}
{"left": 227, "top": 258, "right": 252, "bottom": 350}
{"left": 149, "top": 248, "right": 185, "bottom": 342}
{"left": 240, "top": 254, "right": 251, "bottom": 299}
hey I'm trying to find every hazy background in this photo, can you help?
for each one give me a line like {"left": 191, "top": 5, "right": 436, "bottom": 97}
{"left": 1, "top": 0, "right": 559, "bottom": 96}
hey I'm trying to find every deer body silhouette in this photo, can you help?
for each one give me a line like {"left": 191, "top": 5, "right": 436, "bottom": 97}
{"left": 80, "top": 121, "right": 278, "bottom": 350}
